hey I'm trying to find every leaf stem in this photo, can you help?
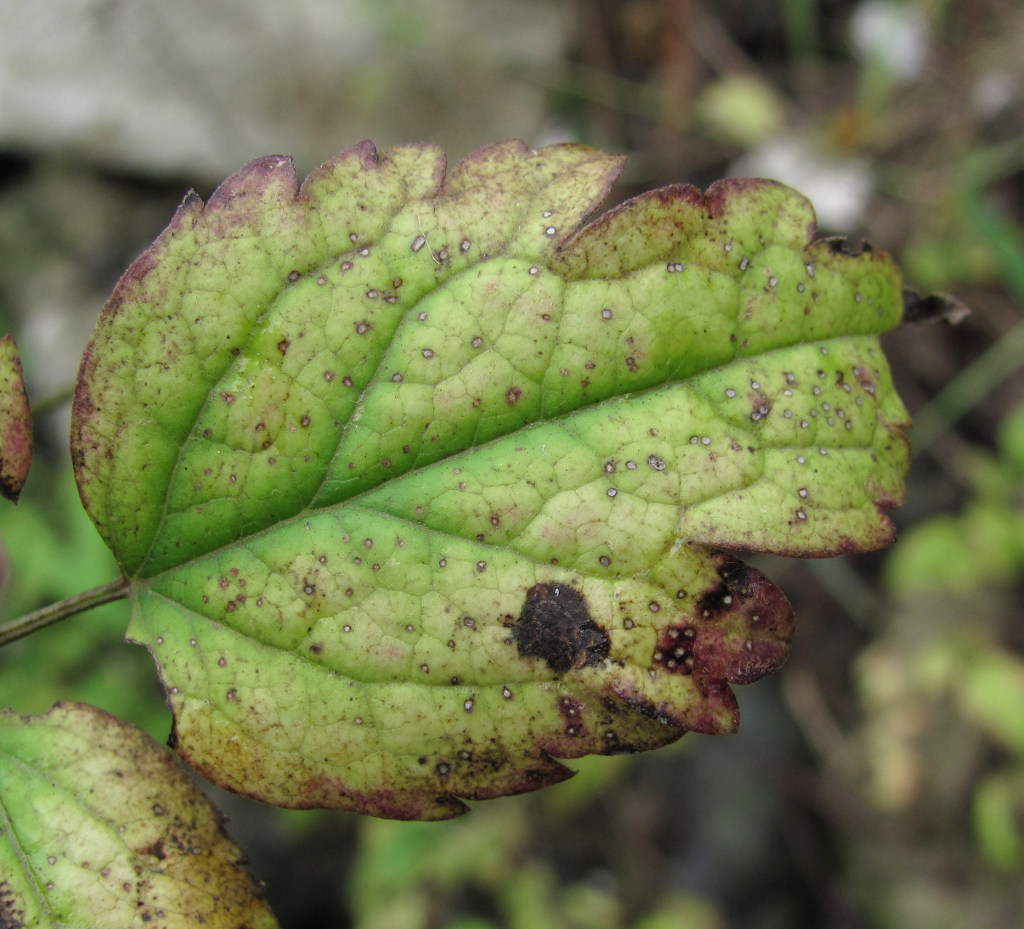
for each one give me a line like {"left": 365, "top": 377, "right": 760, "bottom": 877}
{"left": 0, "top": 578, "right": 130, "bottom": 648}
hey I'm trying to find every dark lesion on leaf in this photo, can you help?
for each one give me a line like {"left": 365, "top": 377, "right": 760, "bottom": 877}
{"left": 696, "top": 558, "right": 754, "bottom": 619}
{"left": 511, "top": 583, "right": 609, "bottom": 674}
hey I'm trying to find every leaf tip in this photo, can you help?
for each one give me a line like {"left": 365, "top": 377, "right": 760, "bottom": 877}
{"left": 901, "top": 287, "right": 971, "bottom": 325}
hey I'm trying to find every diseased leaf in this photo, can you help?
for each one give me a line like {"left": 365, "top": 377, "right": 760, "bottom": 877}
{"left": 71, "top": 141, "right": 910, "bottom": 819}
{"left": 0, "top": 702, "right": 279, "bottom": 928}
{"left": 0, "top": 334, "right": 32, "bottom": 503}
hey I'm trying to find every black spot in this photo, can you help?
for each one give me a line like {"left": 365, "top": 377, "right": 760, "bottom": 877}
{"left": 697, "top": 559, "right": 753, "bottom": 619}
{"left": 652, "top": 625, "right": 695, "bottom": 674}
{"left": 719, "top": 560, "right": 752, "bottom": 598}
{"left": 512, "top": 583, "right": 609, "bottom": 674}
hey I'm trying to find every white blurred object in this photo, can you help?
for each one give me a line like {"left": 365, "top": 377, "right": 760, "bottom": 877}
{"left": 0, "top": 0, "right": 568, "bottom": 179}
{"left": 730, "top": 137, "right": 874, "bottom": 230}
{"left": 850, "top": 0, "right": 930, "bottom": 83}
{"left": 972, "top": 71, "right": 1022, "bottom": 120}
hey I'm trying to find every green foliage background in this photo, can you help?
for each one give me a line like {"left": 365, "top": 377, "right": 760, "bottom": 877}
{"left": 1, "top": 1, "right": 1023, "bottom": 927}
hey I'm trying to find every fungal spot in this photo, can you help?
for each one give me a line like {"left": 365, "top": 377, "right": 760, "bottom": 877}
{"left": 471, "top": 336, "right": 483, "bottom": 348}
{"left": 300, "top": 414, "right": 311, "bottom": 427}
{"left": 288, "top": 270, "right": 300, "bottom": 282}
{"left": 545, "top": 226, "right": 557, "bottom": 236}
{"left": 476, "top": 560, "right": 487, "bottom": 572}
{"left": 359, "top": 247, "right": 370, "bottom": 257}
{"left": 355, "top": 321, "right": 371, "bottom": 335}
{"left": 512, "top": 583, "right": 610, "bottom": 674}
{"left": 599, "top": 555, "right": 611, "bottom": 567}
{"left": 502, "top": 686, "right": 513, "bottom": 700}
{"left": 607, "top": 487, "right": 618, "bottom": 498}
{"left": 277, "top": 338, "right": 290, "bottom": 354}
{"left": 529, "top": 266, "right": 539, "bottom": 276}
{"left": 725, "top": 388, "right": 736, "bottom": 398}
{"left": 666, "top": 262, "right": 684, "bottom": 272}
{"left": 647, "top": 455, "right": 666, "bottom": 471}
{"left": 422, "top": 348, "right": 434, "bottom": 358}
{"left": 463, "top": 698, "right": 475, "bottom": 712}
{"left": 505, "top": 386, "right": 522, "bottom": 405}
{"left": 601, "top": 308, "right": 612, "bottom": 319}
{"left": 460, "top": 238, "right": 471, "bottom": 253}
{"left": 220, "top": 392, "right": 235, "bottom": 404}
{"left": 626, "top": 460, "right": 637, "bottom": 470}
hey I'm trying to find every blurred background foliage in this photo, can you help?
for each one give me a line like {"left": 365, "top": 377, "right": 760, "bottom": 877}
{"left": 1, "top": 0, "right": 1022, "bottom": 926}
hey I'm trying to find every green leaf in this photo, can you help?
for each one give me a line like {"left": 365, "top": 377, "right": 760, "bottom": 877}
{"left": 0, "top": 333, "right": 33, "bottom": 503}
{"left": 71, "top": 140, "right": 910, "bottom": 819}
{"left": 0, "top": 702, "right": 279, "bottom": 928}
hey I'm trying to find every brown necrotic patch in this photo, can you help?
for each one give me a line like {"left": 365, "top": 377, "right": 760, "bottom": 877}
{"left": 686, "top": 555, "right": 797, "bottom": 685}
{"left": 511, "top": 583, "right": 609, "bottom": 674}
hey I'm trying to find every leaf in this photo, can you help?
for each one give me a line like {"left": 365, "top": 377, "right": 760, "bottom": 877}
{"left": 0, "top": 702, "right": 279, "bottom": 929}
{"left": 71, "top": 140, "right": 910, "bottom": 819}
{"left": 0, "top": 334, "right": 33, "bottom": 503}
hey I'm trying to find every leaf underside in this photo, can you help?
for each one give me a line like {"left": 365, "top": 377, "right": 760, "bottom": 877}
{"left": 0, "top": 703, "right": 278, "bottom": 928}
{"left": 1, "top": 333, "right": 33, "bottom": 503}
{"left": 71, "top": 140, "right": 910, "bottom": 819}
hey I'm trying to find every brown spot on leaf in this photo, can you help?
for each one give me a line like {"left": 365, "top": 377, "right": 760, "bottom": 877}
{"left": 512, "top": 583, "right": 609, "bottom": 674}
{"left": 505, "top": 386, "right": 522, "bottom": 405}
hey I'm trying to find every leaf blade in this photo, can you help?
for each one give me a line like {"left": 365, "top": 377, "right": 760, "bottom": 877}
{"left": 0, "top": 702, "right": 279, "bottom": 928}
{"left": 73, "top": 141, "right": 910, "bottom": 818}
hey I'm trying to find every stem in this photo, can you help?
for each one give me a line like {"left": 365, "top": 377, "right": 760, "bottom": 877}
{"left": 31, "top": 384, "right": 76, "bottom": 418}
{"left": 911, "top": 319, "right": 1024, "bottom": 454}
{"left": 0, "top": 578, "right": 130, "bottom": 648}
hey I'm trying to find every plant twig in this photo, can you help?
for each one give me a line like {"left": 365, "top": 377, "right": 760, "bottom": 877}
{"left": 0, "top": 578, "right": 130, "bottom": 648}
